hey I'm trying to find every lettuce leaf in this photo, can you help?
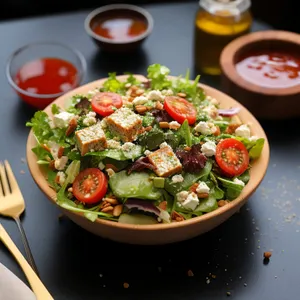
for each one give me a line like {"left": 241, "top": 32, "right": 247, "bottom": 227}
{"left": 177, "top": 119, "right": 192, "bottom": 147}
{"left": 249, "top": 138, "right": 265, "bottom": 159}
{"left": 101, "top": 72, "right": 126, "bottom": 94}
{"left": 147, "top": 64, "right": 172, "bottom": 90}
{"left": 217, "top": 176, "right": 244, "bottom": 200}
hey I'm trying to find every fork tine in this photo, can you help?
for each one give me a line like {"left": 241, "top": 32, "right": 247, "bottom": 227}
{"left": 4, "top": 160, "right": 19, "bottom": 193}
{"left": 0, "top": 162, "right": 10, "bottom": 195}
{"left": 0, "top": 173, "right": 4, "bottom": 198}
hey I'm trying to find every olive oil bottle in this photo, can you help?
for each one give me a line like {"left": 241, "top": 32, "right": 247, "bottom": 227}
{"left": 194, "top": 0, "right": 252, "bottom": 75}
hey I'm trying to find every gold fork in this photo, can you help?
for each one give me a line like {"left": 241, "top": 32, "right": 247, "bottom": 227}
{"left": 0, "top": 224, "right": 54, "bottom": 299}
{"left": 0, "top": 160, "right": 39, "bottom": 275}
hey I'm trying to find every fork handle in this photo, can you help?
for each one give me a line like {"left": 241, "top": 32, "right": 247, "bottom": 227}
{"left": 0, "top": 224, "right": 54, "bottom": 300}
{"left": 14, "top": 217, "right": 39, "bottom": 276}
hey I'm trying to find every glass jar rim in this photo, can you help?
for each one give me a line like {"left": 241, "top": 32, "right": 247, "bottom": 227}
{"left": 199, "top": 0, "right": 251, "bottom": 15}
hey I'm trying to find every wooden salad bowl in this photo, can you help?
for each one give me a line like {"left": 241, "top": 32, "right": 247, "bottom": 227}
{"left": 26, "top": 75, "right": 270, "bottom": 245}
{"left": 220, "top": 30, "right": 300, "bottom": 119}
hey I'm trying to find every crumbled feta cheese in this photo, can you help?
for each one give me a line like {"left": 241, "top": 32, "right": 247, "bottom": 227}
{"left": 100, "top": 119, "right": 107, "bottom": 129}
{"left": 172, "top": 174, "right": 184, "bottom": 183}
{"left": 202, "top": 105, "right": 219, "bottom": 118}
{"left": 169, "top": 121, "right": 181, "bottom": 130}
{"left": 87, "top": 89, "right": 98, "bottom": 97}
{"left": 125, "top": 83, "right": 131, "bottom": 88}
{"left": 98, "top": 161, "right": 105, "bottom": 170}
{"left": 132, "top": 96, "right": 148, "bottom": 105}
{"left": 106, "top": 168, "right": 115, "bottom": 177}
{"left": 53, "top": 112, "right": 74, "bottom": 128}
{"left": 121, "top": 142, "right": 135, "bottom": 152}
{"left": 176, "top": 191, "right": 189, "bottom": 203}
{"left": 201, "top": 141, "right": 216, "bottom": 157}
{"left": 48, "top": 141, "right": 60, "bottom": 160}
{"left": 249, "top": 135, "right": 258, "bottom": 142}
{"left": 162, "top": 89, "right": 174, "bottom": 96}
{"left": 54, "top": 156, "right": 68, "bottom": 171}
{"left": 83, "top": 111, "right": 97, "bottom": 126}
{"left": 107, "top": 139, "right": 121, "bottom": 149}
{"left": 235, "top": 124, "right": 251, "bottom": 139}
{"left": 147, "top": 90, "right": 164, "bottom": 102}
{"left": 144, "top": 150, "right": 151, "bottom": 156}
{"left": 57, "top": 171, "right": 66, "bottom": 186}
{"left": 233, "top": 178, "right": 245, "bottom": 186}
{"left": 194, "top": 121, "right": 217, "bottom": 135}
{"left": 159, "top": 142, "right": 170, "bottom": 149}
{"left": 182, "top": 192, "right": 199, "bottom": 211}
{"left": 207, "top": 95, "right": 219, "bottom": 106}
{"left": 196, "top": 181, "right": 210, "bottom": 194}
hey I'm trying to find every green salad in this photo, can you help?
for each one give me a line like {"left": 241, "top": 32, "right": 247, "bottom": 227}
{"left": 26, "top": 64, "right": 265, "bottom": 224}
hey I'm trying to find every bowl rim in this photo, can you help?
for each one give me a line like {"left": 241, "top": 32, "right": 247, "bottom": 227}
{"left": 26, "top": 74, "right": 270, "bottom": 231}
{"left": 220, "top": 30, "right": 300, "bottom": 96}
{"left": 5, "top": 41, "right": 87, "bottom": 99}
{"left": 84, "top": 4, "right": 154, "bottom": 44}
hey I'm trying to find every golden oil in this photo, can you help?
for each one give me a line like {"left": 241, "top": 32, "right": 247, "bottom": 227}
{"left": 194, "top": 0, "right": 252, "bottom": 75}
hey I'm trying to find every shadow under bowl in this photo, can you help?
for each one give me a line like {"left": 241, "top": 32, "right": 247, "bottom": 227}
{"left": 220, "top": 30, "right": 300, "bottom": 119}
{"left": 84, "top": 4, "right": 154, "bottom": 53}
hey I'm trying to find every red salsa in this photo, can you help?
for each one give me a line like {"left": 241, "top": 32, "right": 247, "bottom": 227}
{"left": 236, "top": 50, "right": 300, "bottom": 88}
{"left": 91, "top": 15, "right": 147, "bottom": 42}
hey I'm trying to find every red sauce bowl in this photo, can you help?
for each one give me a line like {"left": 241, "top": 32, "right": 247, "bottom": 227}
{"left": 220, "top": 30, "right": 300, "bottom": 119}
{"left": 6, "top": 42, "right": 87, "bottom": 110}
{"left": 84, "top": 4, "right": 154, "bottom": 53}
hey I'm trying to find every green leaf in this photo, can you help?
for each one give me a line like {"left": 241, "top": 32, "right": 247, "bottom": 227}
{"left": 109, "top": 171, "right": 162, "bottom": 200}
{"left": 249, "top": 138, "right": 265, "bottom": 159}
{"left": 32, "top": 145, "right": 52, "bottom": 161}
{"left": 51, "top": 104, "right": 61, "bottom": 115}
{"left": 177, "top": 120, "right": 192, "bottom": 147}
{"left": 237, "top": 170, "right": 250, "bottom": 185}
{"left": 217, "top": 176, "right": 244, "bottom": 200}
{"left": 142, "top": 113, "right": 155, "bottom": 127}
{"left": 85, "top": 149, "right": 127, "bottom": 161}
{"left": 47, "top": 170, "right": 60, "bottom": 191}
{"left": 101, "top": 72, "right": 126, "bottom": 94}
{"left": 194, "top": 193, "right": 218, "bottom": 213}
{"left": 147, "top": 64, "right": 171, "bottom": 90}
{"left": 164, "top": 160, "right": 212, "bottom": 196}
{"left": 138, "top": 126, "right": 165, "bottom": 150}
{"left": 124, "top": 73, "right": 141, "bottom": 86}
{"left": 164, "top": 130, "right": 182, "bottom": 149}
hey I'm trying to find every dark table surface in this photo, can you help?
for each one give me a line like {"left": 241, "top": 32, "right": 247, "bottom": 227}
{"left": 0, "top": 2, "right": 300, "bottom": 300}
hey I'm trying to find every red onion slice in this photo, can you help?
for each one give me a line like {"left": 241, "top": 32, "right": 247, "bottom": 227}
{"left": 218, "top": 107, "right": 240, "bottom": 116}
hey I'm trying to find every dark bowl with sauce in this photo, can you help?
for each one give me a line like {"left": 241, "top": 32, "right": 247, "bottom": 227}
{"left": 84, "top": 4, "right": 154, "bottom": 53}
{"left": 6, "top": 42, "right": 87, "bottom": 109}
{"left": 220, "top": 30, "right": 300, "bottom": 119}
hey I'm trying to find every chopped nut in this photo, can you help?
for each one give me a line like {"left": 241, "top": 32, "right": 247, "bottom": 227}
{"left": 105, "top": 198, "right": 119, "bottom": 205}
{"left": 131, "top": 86, "right": 138, "bottom": 92}
{"left": 264, "top": 251, "right": 272, "bottom": 259}
{"left": 101, "top": 206, "right": 114, "bottom": 213}
{"left": 113, "top": 204, "right": 123, "bottom": 217}
{"left": 171, "top": 211, "right": 184, "bottom": 222}
{"left": 184, "top": 146, "right": 192, "bottom": 151}
{"left": 189, "top": 183, "right": 199, "bottom": 193}
{"left": 144, "top": 126, "right": 152, "bottom": 132}
{"left": 155, "top": 101, "right": 164, "bottom": 110}
{"left": 42, "top": 144, "right": 51, "bottom": 152}
{"left": 225, "top": 123, "right": 240, "bottom": 134}
{"left": 55, "top": 175, "right": 60, "bottom": 184}
{"left": 159, "top": 122, "right": 169, "bottom": 129}
{"left": 123, "top": 282, "right": 129, "bottom": 289}
{"left": 135, "top": 88, "right": 145, "bottom": 96}
{"left": 197, "top": 192, "right": 209, "bottom": 199}
{"left": 187, "top": 270, "right": 194, "bottom": 277}
{"left": 177, "top": 92, "right": 186, "bottom": 98}
{"left": 158, "top": 201, "right": 167, "bottom": 210}
{"left": 135, "top": 105, "right": 148, "bottom": 114}
{"left": 213, "top": 126, "right": 221, "bottom": 136}
{"left": 49, "top": 160, "right": 56, "bottom": 170}
{"left": 218, "top": 200, "right": 229, "bottom": 207}
{"left": 66, "top": 118, "right": 77, "bottom": 136}
{"left": 102, "top": 201, "right": 112, "bottom": 209}
{"left": 57, "top": 146, "right": 64, "bottom": 159}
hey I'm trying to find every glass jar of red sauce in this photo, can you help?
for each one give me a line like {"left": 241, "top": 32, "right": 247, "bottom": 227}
{"left": 6, "top": 42, "right": 87, "bottom": 110}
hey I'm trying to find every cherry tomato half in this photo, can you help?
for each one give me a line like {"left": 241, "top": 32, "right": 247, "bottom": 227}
{"left": 164, "top": 96, "right": 197, "bottom": 125}
{"left": 73, "top": 168, "right": 108, "bottom": 204}
{"left": 91, "top": 92, "right": 123, "bottom": 117}
{"left": 215, "top": 138, "right": 249, "bottom": 177}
